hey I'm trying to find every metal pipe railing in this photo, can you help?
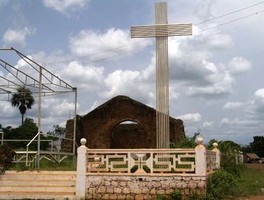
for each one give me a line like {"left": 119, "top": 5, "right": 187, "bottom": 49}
{"left": 26, "top": 132, "right": 41, "bottom": 166}
{"left": 25, "top": 132, "right": 74, "bottom": 166}
{"left": 0, "top": 130, "right": 3, "bottom": 145}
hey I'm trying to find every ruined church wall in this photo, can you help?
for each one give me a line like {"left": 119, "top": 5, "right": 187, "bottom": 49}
{"left": 62, "top": 96, "right": 186, "bottom": 151}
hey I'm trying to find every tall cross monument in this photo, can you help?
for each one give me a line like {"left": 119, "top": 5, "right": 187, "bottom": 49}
{"left": 131, "top": 2, "right": 192, "bottom": 148}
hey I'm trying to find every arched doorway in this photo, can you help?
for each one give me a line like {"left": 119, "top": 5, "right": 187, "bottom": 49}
{"left": 110, "top": 120, "right": 147, "bottom": 149}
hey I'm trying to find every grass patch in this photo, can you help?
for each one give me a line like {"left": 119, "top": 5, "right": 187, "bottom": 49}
{"left": 207, "top": 164, "right": 264, "bottom": 200}
{"left": 9, "top": 157, "right": 76, "bottom": 171}
{"left": 236, "top": 164, "right": 264, "bottom": 197}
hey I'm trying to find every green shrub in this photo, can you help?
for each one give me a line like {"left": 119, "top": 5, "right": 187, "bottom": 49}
{"left": 207, "top": 169, "right": 238, "bottom": 200}
{"left": 0, "top": 144, "right": 16, "bottom": 173}
{"left": 156, "top": 194, "right": 166, "bottom": 200}
{"left": 170, "top": 133, "right": 199, "bottom": 148}
{"left": 171, "top": 189, "right": 181, "bottom": 200}
{"left": 209, "top": 140, "right": 242, "bottom": 177}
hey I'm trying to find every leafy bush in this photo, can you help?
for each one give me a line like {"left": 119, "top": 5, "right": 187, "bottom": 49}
{"left": 207, "top": 169, "right": 238, "bottom": 200}
{"left": 208, "top": 139, "right": 242, "bottom": 176}
{"left": 171, "top": 189, "right": 182, "bottom": 200}
{"left": 218, "top": 141, "right": 242, "bottom": 176}
{"left": 0, "top": 144, "right": 16, "bottom": 173}
{"left": 156, "top": 194, "right": 166, "bottom": 200}
{"left": 171, "top": 133, "right": 199, "bottom": 148}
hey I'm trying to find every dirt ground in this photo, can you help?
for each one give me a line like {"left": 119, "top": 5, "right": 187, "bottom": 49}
{"left": 243, "top": 164, "right": 264, "bottom": 200}
{"left": 244, "top": 195, "right": 264, "bottom": 200}
{"left": 245, "top": 163, "right": 264, "bottom": 169}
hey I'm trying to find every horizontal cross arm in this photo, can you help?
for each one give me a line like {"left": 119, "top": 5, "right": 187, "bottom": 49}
{"left": 131, "top": 24, "right": 192, "bottom": 38}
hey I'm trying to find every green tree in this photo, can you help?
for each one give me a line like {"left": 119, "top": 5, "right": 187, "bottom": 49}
{"left": 3, "top": 118, "right": 49, "bottom": 150}
{"left": 241, "top": 144, "right": 252, "bottom": 154}
{"left": 47, "top": 125, "right": 65, "bottom": 137}
{"left": 207, "top": 139, "right": 219, "bottom": 149}
{"left": 219, "top": 140, "right": 241, "bottom": 176}
{"left": 250, "top": 136, "right": 264, "bottom": 157}
{"left": 11, "top": 86, "right": 35, "bottom": 125}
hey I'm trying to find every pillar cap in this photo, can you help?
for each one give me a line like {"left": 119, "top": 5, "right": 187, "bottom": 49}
{"left": 196, "top": 136, "right": 203, "bottom": 145}
{"left": 213, "top": 142, "right": 218, "bottom": 148}
{"left": 80, "top": 138, "right": 87, "bottom": 145}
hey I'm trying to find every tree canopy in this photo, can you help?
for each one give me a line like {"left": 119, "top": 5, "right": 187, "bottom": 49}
{"left": 250, "top": 136, "right": 264, "bottom": 157}
{"left": 11, "top": 86, "right": 35, "bottom": 125}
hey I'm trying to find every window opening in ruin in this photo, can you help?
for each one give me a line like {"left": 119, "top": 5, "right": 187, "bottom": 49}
{"left": 110, "top": 120, "right": 147, "bottom": 149}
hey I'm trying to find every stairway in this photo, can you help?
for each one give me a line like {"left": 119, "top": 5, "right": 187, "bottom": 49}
{"left": 0, "top": 170, "right": 76, "bottom": 200}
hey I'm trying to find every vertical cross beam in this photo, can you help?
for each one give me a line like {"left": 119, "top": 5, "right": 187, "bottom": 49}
{"left": 155, "top": 3, "right": 169, "bottom": 149}
{"left": 131, "top": 2, "right": 192, "bottom": 148}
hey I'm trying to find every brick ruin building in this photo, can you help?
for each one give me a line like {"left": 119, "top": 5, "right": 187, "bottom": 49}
{"left": 62, "top": 95, "right": 185, "bottom": 151}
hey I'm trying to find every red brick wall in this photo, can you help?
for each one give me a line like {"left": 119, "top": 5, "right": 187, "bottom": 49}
{"left": 64, "top": 96, "right": 185, "bottom": 150}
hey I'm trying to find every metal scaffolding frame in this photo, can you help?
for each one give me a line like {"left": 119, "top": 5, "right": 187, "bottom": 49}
{"left": 0, "top": 47, "right": 77, "bottom": 167}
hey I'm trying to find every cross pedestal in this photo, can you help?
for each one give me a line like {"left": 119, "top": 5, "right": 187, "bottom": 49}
{"left": 131, "top": 2, "right": 192, "bottom": 148}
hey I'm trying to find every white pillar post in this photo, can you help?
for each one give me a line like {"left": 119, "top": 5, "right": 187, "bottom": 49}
{"left": 195, "top": 136, "right": 207, "bottom": 176}
{"left": 76, "top": 138, "right": 88, "bottom": 199}
{"left": 212, "top": 142, "right": 221, "bottom": 169}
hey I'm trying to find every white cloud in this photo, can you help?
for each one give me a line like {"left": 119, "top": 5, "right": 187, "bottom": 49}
{"left": 225, "top": 88, "right": 264, "bottom": 124}
{"left": 62, "top": 61, "right": 104, "bottom": 91}
{"left": 142, "top": 56, "right": 156, "bottom": 82}
{"left": 102, "top": 70, "right": 138, "bottom": 98}
{"left": 40, "top": 98, "right": 75, "bottom": 117}
{"left": 203, "top": 121, "right": 214, "bottom": 128}
{"left": 168, "top": 31, "right": 236, "bottom": 98}
{"left": 220, "top": 117, "right": 258, "bottom": 127}
{"left": 248, "top": 88, "right": 264, "bottom": 119}
{"left": 205, "top": 34, "right": 233, "bottom": 50}
{"left": 42, "top": 0, "right": 89, "bottom": 15}
{"left": 223, "top": 101, "right": 244, "bottom": 109}
{"left": 177, "top": 113, "right": 201, "bottom": 122}
{"left": 69, "top": 28, "right": 151, "bottom": 60}
{"left": 228, "top": 57, "right": 251, "bottom": 75}
{"left": 193, "top": 0, "right": 215, "bottom": 21}
{"left": 254, "top": 88, "right": 264, "bottom": 100}
{"left": 89, "top": 101, "right": 99, "bottom": 112}
{"left": 169, "top": 86, "right": 180, "bottom": 102}
{"left": 100, "top": 69, "right": 154, "bottom": 105}
{"left": 187, "top": 72, "right": 234, "bottom": 98}
{"left": 36, "top": 97, "right": 78, "bottom": 130}
{"left": 3, "top": 27, "right": 35, "bottom": 47}
{"left": 0, "top": 102, "right": 17, "bottom": 118}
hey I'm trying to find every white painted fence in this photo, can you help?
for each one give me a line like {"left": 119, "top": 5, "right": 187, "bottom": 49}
{"left": 75, "top": 137, "right": 220, "bottom": 199}
{"left": 87, "top": 148, "right": 196, "bottom": 174}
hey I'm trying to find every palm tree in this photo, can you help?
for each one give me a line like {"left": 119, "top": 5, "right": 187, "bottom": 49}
{"left": 11, "top": 86, "right": 35, "bottom": 125}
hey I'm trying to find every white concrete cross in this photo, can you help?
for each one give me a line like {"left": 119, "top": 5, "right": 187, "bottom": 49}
{"left": 131, "top": 2, "right": 192, "bottom": 148}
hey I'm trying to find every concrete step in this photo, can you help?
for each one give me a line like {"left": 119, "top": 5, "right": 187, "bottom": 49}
{"left": 0, "top": 174, "right": 76, "bottom": 181}
{"left": 1, "top": 170, "right": 76, "bottom": 181}
{"left": 0, "top": 170, "right": 76, "bottom": 200}
{"left": 0, "top": 180, "right": 75, "bottom": 187}
{"left": 4, "top": 170, "right": 76, "bottom": 175}
{"left": 0, "top": 192, "right": 76, "bottom": 200}
{"left": 0, "top": 186, "right": 75, "bottom": 193}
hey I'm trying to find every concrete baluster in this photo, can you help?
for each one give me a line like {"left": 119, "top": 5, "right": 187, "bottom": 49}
{"left": 195, "top": 136, "right": 207, "bottom": 176}
{"left": 76, "top": 138, "right": 88, "bottom": 199}
{"left": 212, "top": 142, "right": 221, "bottom": 169}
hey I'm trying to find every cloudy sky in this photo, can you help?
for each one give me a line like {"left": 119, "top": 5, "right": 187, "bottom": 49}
{"left": 0, "top": 0, "right": 264, "bottom": 145}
